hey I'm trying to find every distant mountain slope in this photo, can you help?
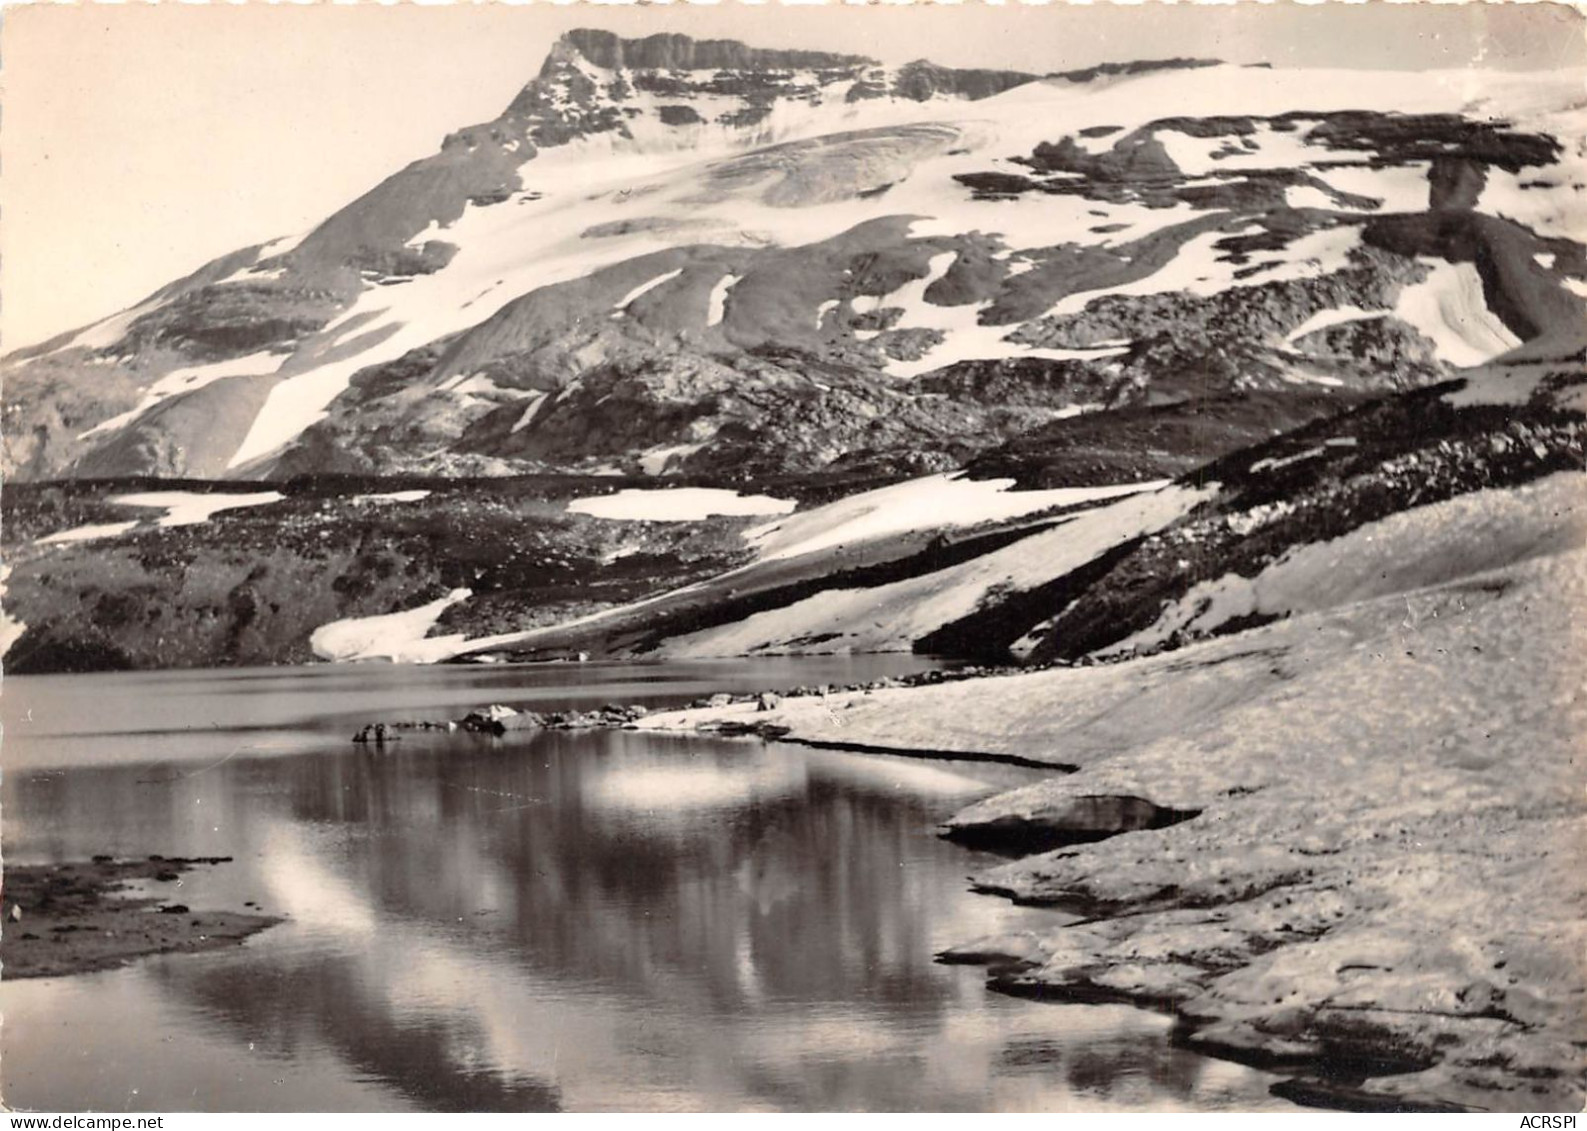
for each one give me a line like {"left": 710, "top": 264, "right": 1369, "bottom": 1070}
{"left": 5, "top": 31, "right": 1582, "bottom": 482}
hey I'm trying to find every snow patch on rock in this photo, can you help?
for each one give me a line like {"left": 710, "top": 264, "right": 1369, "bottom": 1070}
{"left": 79, "top": 351, "right": 288, "bottom": 440}
{"left": 612, "top": 267, "right": 685, "bottom": 316}
{"left": 353, "top": 490, "right": 433, "bottom": 504}
{"left": 707, "top": 273, "right": 742, "bottom": 327}
{"left": 310, "top": 588, "right": 473, "bottom": 664}
{"left": 0, "top": 564, "right": 24, "bottom": 659}
{"left": 1284, "top": 305, "right": 1387, "bottom": 344}
{"left": 1313, "top": 162, "right": 1430, "bottom": 212}
{"left": 510, "top": 393, "right": 549, "bottom": 435}
{"left": 667, "top": 481, "right": 1211, "bottom": 657}
{"left": 1249, "top": 446, "right": 1328, "bottom": 474}
{"left": 1282, "top": 184, "right": 1339, "bottom": 211}
{"left": 1050, "top": 225, "right": 1359, "bottom": 318}
{"left": 110, "top": 490, "right": 284, "bottom": 528}
{"left": 638, "top": 441, "right": 708, "bottom": 476}
{"left": 1478, "top": 168, "right": 1587, "bottom": 241}
{"left": 743, "top": 472, "right": 1168, "bottom": 564}
{"left": 37, "top": 521, "right": 142, "bottom": 546}
{"left": 1160, "top": 121, "right": 1354, "bottom": 179}
{"left": 567, "top": 487, "right": 797, "bottom": 522}
{"left": 881, "top": 252, "right": 1131, "bottom": 379}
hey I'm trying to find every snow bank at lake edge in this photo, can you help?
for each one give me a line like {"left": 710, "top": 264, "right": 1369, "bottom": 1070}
{"left": 566, "top": 487, "right": 797, "bottom": 522}
{"left": 310, "top": 588, "right": 474, "bottom": 664}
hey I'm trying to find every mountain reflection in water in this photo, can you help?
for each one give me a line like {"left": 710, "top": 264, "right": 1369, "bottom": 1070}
{"left": 2, "top": 665, "right": 1291, "bottom": 1112}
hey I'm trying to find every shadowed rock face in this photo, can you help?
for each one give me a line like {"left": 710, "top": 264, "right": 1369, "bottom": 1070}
{"left": 1363, "top": 210, "right": 1584, "bottom": 344}
{"left": 1027, "top": 133, "right": 1184, "bottom": 184}
{"left": 1052, "top": 57, "right": 1223, "bottom": 84}
{"left": 123, "top": 283, "right": 343, "bottom": 357}
{"left": 559, "top": 28, "right": 872, "bottom": 74}
{"left": 942, "top": 794, "right": 1201, "bottom": 856}
{"left": 890, "top": 60, "right": 1041, "bottom": 102}
{"left": 959, "top": 109, "right": 1563, "bottom": 214}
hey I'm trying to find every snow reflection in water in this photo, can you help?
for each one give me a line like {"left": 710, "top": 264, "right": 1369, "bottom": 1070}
{"left": 2, "top": 663, "right": 1293, "bottom": 1112}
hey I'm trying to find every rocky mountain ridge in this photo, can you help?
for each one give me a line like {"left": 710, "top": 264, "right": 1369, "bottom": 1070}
{"left": 6, "top": 31, "right": 1582, "bottom": 484}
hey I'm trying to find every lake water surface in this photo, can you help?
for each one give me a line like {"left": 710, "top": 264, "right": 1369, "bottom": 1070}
{"left": 2, "top": 661, "right": 1292, "bottom": 1111}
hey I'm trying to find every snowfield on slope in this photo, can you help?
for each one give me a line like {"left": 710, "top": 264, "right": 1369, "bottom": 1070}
{"left": 111, "top": 491, "right": 285, "bottom": 528}
{"left": 224, "top": 146, "right": 730, "bottom": 469}
{"left": 948, "top": 544, "right": 1583, "bottom": 1112}
{"left": 1105, "top": 472, "right": 1587, "bottom": 656}
{"left": 663, "top": 482, "right": 1213, "bottom": 658}
{"left": 566, "top": 487, "right": 797, "bottom": 521}
{"left": 743, "top": 472, "right": 1169, "bottom": 564}
{"left": 52, "top": 296, "right": 166, "bottom": 355}
{"left": 1393, "top": 259, "right": 1523, "bottom": 368}
{"left": 310, "top": 588, "right": 473, "bottom": 664}
{"left": 342, "top": 474, "right": 1180, "bottom": 665}
{"left": 640, "top": 512, "right": 1586, "bottom": 774}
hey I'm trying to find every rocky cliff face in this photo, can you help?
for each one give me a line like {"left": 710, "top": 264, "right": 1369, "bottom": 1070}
{"left": 6, "top": 32, "right": 1581, "bottom": 484}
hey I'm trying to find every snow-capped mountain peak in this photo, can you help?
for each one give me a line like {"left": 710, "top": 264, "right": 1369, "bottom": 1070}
{"left": 5, "top": 31, "right": 1582, "bottom": 482}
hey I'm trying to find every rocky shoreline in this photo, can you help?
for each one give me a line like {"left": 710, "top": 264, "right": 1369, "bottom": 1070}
{"left": 349, "top": 665, "right": 1012, "bottom": 740}
{"left": 626, "top": 542, "right": 1587, "bottom": 1113}
{"left": 1, "top": 857, "right": 282, "bottom": 980}
{"left": 13, "top": 542, "right": 1581, "bottom": 1109}
{"left": 325, "top": 517, "right": 1587, "bottom": 1112}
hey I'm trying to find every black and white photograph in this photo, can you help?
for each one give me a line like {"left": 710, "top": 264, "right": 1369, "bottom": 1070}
{"left": 1, "top": 0, "right": 1583, "bottom": 1114}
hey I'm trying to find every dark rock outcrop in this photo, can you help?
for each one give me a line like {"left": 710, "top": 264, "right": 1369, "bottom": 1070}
{"left": 942, "top": 794, "right": 1201, "bottom": 856}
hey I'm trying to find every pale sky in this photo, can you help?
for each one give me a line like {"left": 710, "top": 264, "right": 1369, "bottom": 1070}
{"left": 2, "top": 1, "right": 1582, "bottom": 350}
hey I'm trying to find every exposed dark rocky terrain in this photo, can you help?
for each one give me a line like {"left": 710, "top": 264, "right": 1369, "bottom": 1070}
{"left": 925, "top": 378, "right": 1587, "bottom": 664}
{"left": 0, "top": 476, "right": 757, "bottom": 672}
